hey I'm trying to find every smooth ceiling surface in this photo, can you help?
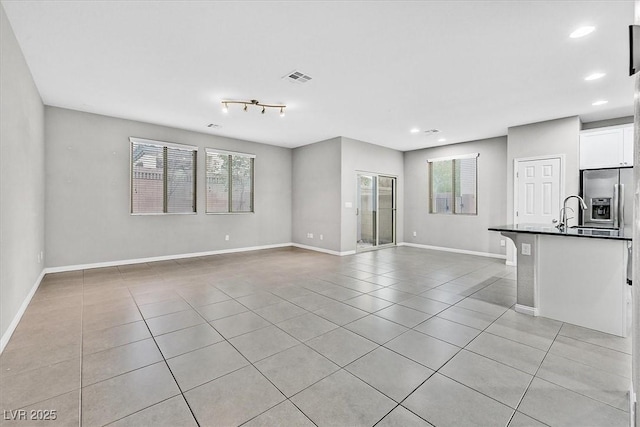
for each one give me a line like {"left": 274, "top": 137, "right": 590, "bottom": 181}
{"left": 1, "top": 1, "right": 635, "bottom": 150}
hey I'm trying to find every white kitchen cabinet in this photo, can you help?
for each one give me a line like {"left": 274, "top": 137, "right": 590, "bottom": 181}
{"left": 579, "top": 124, "right": 634, "bottom": 169}
{"left": 623, "top": 125, "right": 634, "bottom": 166}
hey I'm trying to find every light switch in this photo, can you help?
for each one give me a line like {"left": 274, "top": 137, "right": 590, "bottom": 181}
{"left": 521, "top": 243, "right": 531, "bottom": 256}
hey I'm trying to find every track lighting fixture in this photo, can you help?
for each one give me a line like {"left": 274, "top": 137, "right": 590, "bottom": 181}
{"left": 221, "top": 99, "right": 286, "bottom": 116}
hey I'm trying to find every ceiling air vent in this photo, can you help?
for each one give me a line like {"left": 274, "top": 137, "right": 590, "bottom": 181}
{"left": 423, "top": 129, "right": 440, "bottom": 135}
{"left": 284, "top": 70, "right": 312, "bottom": 83}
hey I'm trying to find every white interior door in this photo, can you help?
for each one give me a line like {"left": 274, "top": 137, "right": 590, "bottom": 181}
{"left": 516, "top": 157, "right": 562, "bottom": 225}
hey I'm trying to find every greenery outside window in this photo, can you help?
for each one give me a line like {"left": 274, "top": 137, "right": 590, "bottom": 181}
{"left": 206, "top": 149, "right": 255, "bottom": 213}
{"left": 428, "top": 153, "right": 478, "bottom": 215}
{"left": 130, "top": 137, "right": 197, "bottom": 214}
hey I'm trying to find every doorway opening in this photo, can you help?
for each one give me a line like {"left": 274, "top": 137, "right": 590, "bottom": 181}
{"left": 357, "top": 173, "right": 396, "bottom": 251}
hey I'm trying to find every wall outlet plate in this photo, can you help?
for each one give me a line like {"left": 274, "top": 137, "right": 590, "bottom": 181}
{"left": 521, "top": 243, "right": 531, "bottom": 256}
{"left": 500, "top": 239, "right": 506, "bottom": 247}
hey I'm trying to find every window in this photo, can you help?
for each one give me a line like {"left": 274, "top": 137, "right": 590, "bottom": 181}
{"left": 428, "top": 153, "right": 478, "bottom": 215}
{"left": 206, "top": 149, "right": 255, "bottom": 213}
{"left": 130, "top": 137, "right": 197, "bottom": 214}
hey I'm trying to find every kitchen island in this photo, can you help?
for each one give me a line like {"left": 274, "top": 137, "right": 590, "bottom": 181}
{"left": 489, "top": 224, "right": 632, "bottom": 337}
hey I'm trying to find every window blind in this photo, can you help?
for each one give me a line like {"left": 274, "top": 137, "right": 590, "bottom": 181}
{"left": 130, "top": 138, "right": 197, "bottom": 214}
{"left": 206, "top": 149, "right": 255, "bottom": 213}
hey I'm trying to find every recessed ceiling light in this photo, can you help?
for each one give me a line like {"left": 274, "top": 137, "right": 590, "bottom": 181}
{"left": 570, "top": 26, "right": 595, "bottom": 38}
{"left": 438, "top": 138, "right": 447, "bottom": 142}
{"left": 585, "top": 72, "right": 606, "bottom": 81}
{"left": 410, "top": 128, "right": 420, "bottom": 134}
{"left": 592, "top": 100, "right": 608, "bottom": 106}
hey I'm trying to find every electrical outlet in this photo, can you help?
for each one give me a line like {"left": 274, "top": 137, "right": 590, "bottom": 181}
{"left": 500, "top": 239, "right": 506, "bottom": 247}
{"left": 320, "top": 234, "right": 323, "bottom": 240}
{"left": 225, "top": 235, "right": 229, "bottom": 241}
{"left": 309, "top": 233, "right": 314, "bottom": 239}
{"left": 521, "top": 243, "right": 531, "bottom": 256}
{"left": 413, "top": 231, "right": 417, "bottom": 237}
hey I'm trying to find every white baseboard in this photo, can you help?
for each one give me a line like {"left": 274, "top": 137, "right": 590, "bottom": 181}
{"left": 291, "top": 243, "right": 355, "bottom": 257}
{"left": 506, "top": 260, "right": 517, "bottom": 267}
{"left": 44, "top": 243, "right": 293, "bottom": 273}
{"left": 1, "top": 269, "right": 45, "bottom": 354}
{"left": 515, "top": 304, "right": 539, "bottom": 316}
{"left": 401, "top": 242, "right": 507, "bottom": 260}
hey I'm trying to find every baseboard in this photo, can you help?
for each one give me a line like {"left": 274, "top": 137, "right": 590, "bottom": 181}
{"left": 44, "top": 243, "right": 293, "bottom": 273}
{"left": 1, "top": 269, "right": 45, "bottom": 354}
{"left": 401, "top": 242, "right": 507, "bottom": 260}
{"left": 506, "top": 260, "right": 517, "bottom": 267}
{"left": 515, "top": 304, "right": 539, "bottom": 316}
{"left": 291, "top": 243, "right": 355, "bottom": 256}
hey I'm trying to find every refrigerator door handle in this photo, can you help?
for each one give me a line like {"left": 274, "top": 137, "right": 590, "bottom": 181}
{"left": 613, "top": 184, "right": 620, "bottom": 229}
{"left": 619, "top": 183, "right": 624, "bottom": 229}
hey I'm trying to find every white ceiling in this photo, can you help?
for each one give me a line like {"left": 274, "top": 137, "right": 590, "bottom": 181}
{"left": 2, "top": 1, "right": 635, "bottom": 151}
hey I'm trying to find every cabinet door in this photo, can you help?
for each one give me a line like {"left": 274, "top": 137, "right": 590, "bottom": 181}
{"left": 623, "top": 126, "right": 634, "bottom": 166}
{"left": 579, "top": 128, "right": 624, "bottom": 169}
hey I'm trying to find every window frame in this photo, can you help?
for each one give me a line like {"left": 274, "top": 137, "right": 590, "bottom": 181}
{"left": 428, "top": 153, "right": 479, "bottom": 215}
{"left": 205, "top": 148, "right": 256, "bottom": 214}
{"left": 129, "top": 137, "right": 198, "bottom": 215}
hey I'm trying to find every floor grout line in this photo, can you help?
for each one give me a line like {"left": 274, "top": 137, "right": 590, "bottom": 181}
{"left": 6, "top": 247, "right": 631, "bottom": 426}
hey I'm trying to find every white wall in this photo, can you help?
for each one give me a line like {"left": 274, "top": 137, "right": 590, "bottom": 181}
{"left": 291, "top": 138, "right": 342, "bottom": 253}
{"left": 45, "top": 107, "right": 292, "bottom": 268}
{"left": 0, "top": 4, "right": 46, "bottom": 342}
{"left": 403, "top": 136, "right": 507, "bottom": 255}
{"left": 340, "top": 137, "right": 404, "bottom": 253}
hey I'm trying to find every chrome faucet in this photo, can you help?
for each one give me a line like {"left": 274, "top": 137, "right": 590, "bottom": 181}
{"left": 556, "top": 195, "right": 587, "bottom": 230}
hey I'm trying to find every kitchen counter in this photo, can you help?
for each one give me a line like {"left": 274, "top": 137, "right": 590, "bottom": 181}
{"left": 489, "top": 223, "right": 631, "bottom": 241}
{"left": 490, "top": 224, "right": 631, "bottom": 337}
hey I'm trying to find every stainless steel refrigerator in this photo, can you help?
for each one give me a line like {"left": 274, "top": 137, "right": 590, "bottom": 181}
{"left": 581, "top": 168, "right": 633, "bottom": 228}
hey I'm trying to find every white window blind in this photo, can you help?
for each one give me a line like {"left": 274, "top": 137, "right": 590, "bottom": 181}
{"left": 428, "top": 153, "right": 478, "bottom": 215}
{"left": 130, "top": 138, "right": 197, "bottom": 214}
{"left": 206, "top": 149, "right": 254, "bottom": 213}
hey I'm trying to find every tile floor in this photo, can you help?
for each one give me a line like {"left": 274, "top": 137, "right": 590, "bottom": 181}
{"left": 0, "top": 246, "right": 632, "bottom": 427}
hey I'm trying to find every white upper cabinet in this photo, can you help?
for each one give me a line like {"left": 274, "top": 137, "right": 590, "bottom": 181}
{"left": 579, "top": 124, "right": 634, "bottom": 169}
{"left": 623, "top": 126, "right": 634, "bottom": 167}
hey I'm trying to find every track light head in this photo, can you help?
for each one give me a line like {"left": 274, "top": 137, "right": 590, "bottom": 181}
{"left": 243, "top": 104, "right": 248, "bottom": 112}
{"left": 280, "top": 107, "right": 285, "bottom": 117}
{"left": 261, "top": 106, "right": 266, "bottom": 114}
{"left": 222, "top": 102, "right": 229, "bottom": 113}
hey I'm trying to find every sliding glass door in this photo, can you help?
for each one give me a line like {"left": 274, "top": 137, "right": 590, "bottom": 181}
{"left": 357, "top": 173, "right": 396, "bottom": 251}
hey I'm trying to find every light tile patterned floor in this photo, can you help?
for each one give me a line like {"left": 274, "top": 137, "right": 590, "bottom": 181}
{"left": 0, "top": 246, "right": 631, "bottom": 426}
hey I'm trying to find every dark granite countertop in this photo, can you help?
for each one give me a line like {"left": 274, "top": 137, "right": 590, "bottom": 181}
{"left": 489, "top": 224, "right": 632, "bottom": 241}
